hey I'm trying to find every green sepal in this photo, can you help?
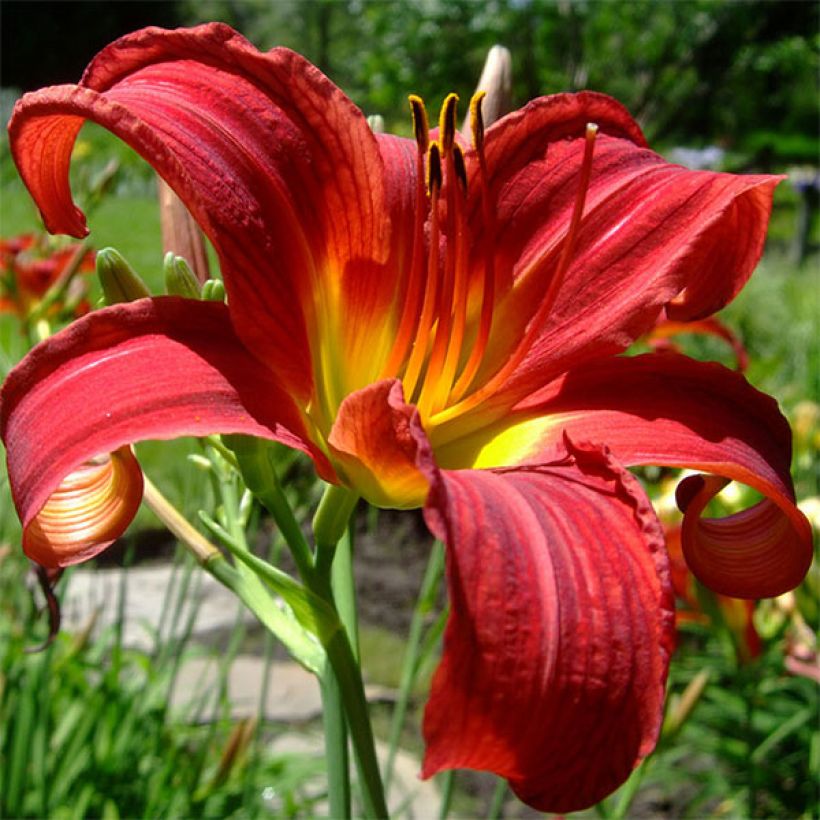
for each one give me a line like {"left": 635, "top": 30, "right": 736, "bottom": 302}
{"left": 96, "top": 247, "right": 151, "bottom": 304}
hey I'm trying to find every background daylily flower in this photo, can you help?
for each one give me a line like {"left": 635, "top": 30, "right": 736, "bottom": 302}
{"left": 1, "top": 23, "right": 813, "bottom": 812}
{"left": 665, "top": 520, "right": 763, "bottom": 663}
{"left": 646, "top": 313, "right": 750, "bottom": 372}
{"left": 0, "top": 232, "right": 94, "bottom": 319}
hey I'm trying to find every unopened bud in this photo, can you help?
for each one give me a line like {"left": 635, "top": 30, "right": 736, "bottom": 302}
{"left": 97, "top": 248, "right": 150, "bottom": 304}
{"left": 367, "top": 114, "right": 385, "bottom": 134}
{"left": 164, "top": 252, "right": 202, "bottom": 299}
{"left": 201, "top": 279, "right": 226, "bottom": 302}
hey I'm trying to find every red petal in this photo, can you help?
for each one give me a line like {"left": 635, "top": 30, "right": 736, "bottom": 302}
{"left": 647, "top": 316, "right": 749, "bottom": 372}
{"left": 421, "top": 437, "right": 674, "bottom": 813}
{"left": 327, "top": 379, "right": 430, "bottom": 508}
{"left": 0, "top": 297, "right": 329, "bottom": 567}
{"left": 8, "top": 23, "right": 392, "bottom": 403}
{"left": 23, "top": 447, "right": 144, "bottom": 568}
{"left": 519, "top": 354, "right": 813, "bottom": 597}
{"left": 468, "top": 98, "right": 780, "bottom": 401}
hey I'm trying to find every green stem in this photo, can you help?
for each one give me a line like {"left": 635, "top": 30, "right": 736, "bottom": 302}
{"left": 143, "top": 475, "right": 324, "bottom": 673}
{"left": 384, "top": 540, "right": 445, "bottom": 796}
{"left": 322, "top": 628, "right": 388, "bottom": 818}
{"left": 314, "top": 483, "right": 359, "bottom": 578}
{"left": 315, "top": 487, "right": 382, "bottom": 819}
{"left": 226, "top": 435, "right": 315, "bottom": 579}
{"left": 332, "top": 521, "right": 360, "bottom": 661}
{"left": 610, "top": 759, "right": 648, "bottom": 820}
{"left": 438, "top": 771, "right": 456, "bottom": 820}
{"left": 321, "top": 666, "right": 352, "bottom": 819}
{"left": 487, "top": 778, "right": 507, "bottom": 820}
{"left": 226, "top": 457, "right": 386, "bottom": 818}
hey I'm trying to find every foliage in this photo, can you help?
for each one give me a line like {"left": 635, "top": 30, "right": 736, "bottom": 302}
{"left": 0, "top": 549, "right": 327, "bottom": 819}
{"left": 176, "top": 0, "right": 818, "bottom": 160}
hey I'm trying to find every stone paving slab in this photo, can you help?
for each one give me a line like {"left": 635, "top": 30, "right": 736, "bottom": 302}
{"left": 61, "top": 564, "right": 255, "bottom": 651}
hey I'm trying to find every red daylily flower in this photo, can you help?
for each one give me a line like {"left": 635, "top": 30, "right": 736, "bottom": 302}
{"left": 665, "top": 521, "right": 762, "bottom": 663}
{"left": 646, "top": 314, "right": 750, "bottom": 372}
{"left": 1, "top": 233, "right": 95, "bottom": 318}
{"left": 1, "top": 24, "right": 813, "bottom": 812}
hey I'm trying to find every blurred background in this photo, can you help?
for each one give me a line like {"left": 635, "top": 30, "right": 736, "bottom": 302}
{"left": 3, "top": 0, "right": 818, "bottom": 157}
{"left": 0, "top": 2, "right": 817, "bottom": 818}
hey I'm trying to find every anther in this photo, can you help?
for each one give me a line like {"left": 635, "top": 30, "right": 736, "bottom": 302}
{"left": 469, "top": 91, "right": 486, "bottom": 151}
{"left": 409, "top": 95, "right": 429, "bottom": 153}
{"left": 439, "top": 93, "right": 459, "bottom": 154}
{"left": 427, "top": 141, "right": 443, "bottom": 195}
{"left": 452, "top": 144, "right": 468, "bottom": 196}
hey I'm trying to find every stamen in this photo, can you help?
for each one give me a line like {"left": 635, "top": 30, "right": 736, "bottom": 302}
{"left": 448, "top": 92, "right": 497, "bottom": 402}
{"left": 403, "top": 142, "right": 443, "bottom": 399}
{"left": 434, "top": 122, "right": 599, "bottom": 424}
{"left": 426, "top": 139, "right": 443, "bottom": 194}
{"left": 381, "top": 96, "right": 431, "bottom": 378}
{"left": 409, "top": 94, "right": 429, "bottom": 153}
{"left": 427, "top": 145, "right": 470, "bottom": 414}
{"left": 469, "top": 90, "right": 486, "bottom": 151}
{"left": 439, "top": 93, "right": 459, "bottom": 155}
{"left": 417, "top": 139, "right": 460, "bottom": 413}
{"left": 452, "top": 143, "right": 468, "bottom": 196}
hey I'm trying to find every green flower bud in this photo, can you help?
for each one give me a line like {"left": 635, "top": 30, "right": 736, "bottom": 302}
{"left": 201, "top": 278, "right": 226, "bottom": 302}
{"left": 96, "top": 248, "right": 150, "bottom": 304}
{"left": 164, "top": 252, "right": 202, "bottom": 299}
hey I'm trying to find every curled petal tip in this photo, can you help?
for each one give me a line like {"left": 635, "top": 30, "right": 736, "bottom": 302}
{"left": 23, "top": 446, "right": 144, "bottom": 568}
{"left": 678, "top": 473, "right": 813, "bottom": 599}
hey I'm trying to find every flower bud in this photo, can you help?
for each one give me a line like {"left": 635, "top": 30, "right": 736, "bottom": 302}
{"left": 164, "top": 252, "right": 201, "bottom": 298}
{"left": 96, "top": 248, "right": 150, "bottom": 304}
{"left": 201, "top": 278, "right": 226, "bottom": 302}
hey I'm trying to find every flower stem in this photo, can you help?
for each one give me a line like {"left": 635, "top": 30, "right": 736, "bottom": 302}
{"left": 321, "top": 667, "right": 352, "bottom": 819}
{"left": 384, "top": 540, "right": 445, "bottom": 796}
{"left": 314, "top": 486, "right": 388, "bottom": 819}
{"left": 228, "top": 442, "right": 386, "bottom": 818}
{"left": 438, "top": 771, "right": 456, "bottom": 819}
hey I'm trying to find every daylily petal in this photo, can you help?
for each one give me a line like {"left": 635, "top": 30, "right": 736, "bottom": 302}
{"left": 421, "top": 437, "right": 674, "bottom": 812}
{"left": 449, "top": 353, "right": 812, "bottom": 597}
{"left": 8, "top": 23, "right": 391, "bottom": 405}
{"left": 675, "top": 473, "right": 808, "bottom": 600}
{"left": 24, "top": 447, "right": 143, "bottom": 568}
{"left": 465, "top": 99, "right": 780, "bottom": 402}
{"left": 646, "top": 316, "right": 749, "bottom": 371}
{"left": 327, "top": 379, "right": 429, "bottom": 509}
{"left": 0, "top": 297, "right": 330, "bottom": 567}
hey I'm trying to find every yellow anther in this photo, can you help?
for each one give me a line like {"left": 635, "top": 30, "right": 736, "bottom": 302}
{"left": 469, "top": 91, "right": 486, "bottom": 151}
{"left": 427, "top": 141, "right": 442, "bottom": 196}
{"left": 409, "top": 94, "right": 429, "bottom": 153}
{"left": 452, "top": 144, "right": 468, "bottom": 196}
{"left": 439, "top": 93, "right": 459, "bottom": 154}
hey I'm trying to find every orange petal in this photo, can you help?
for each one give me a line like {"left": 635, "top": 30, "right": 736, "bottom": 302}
{"left": 327, "top": 380, "right": 430, "bottom": 509}
{"left": 24, "top": 447, "right": 143, "bottom": 568}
